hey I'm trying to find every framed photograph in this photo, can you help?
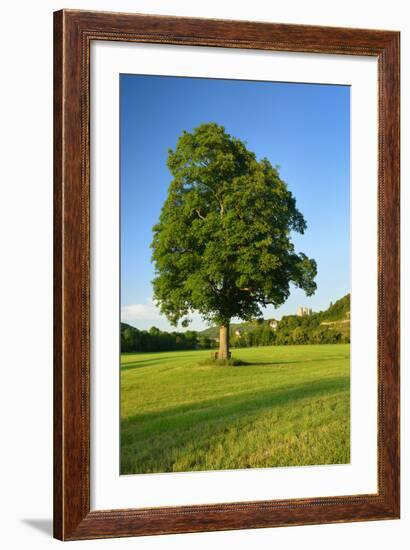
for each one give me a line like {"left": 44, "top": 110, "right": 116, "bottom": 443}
{"left": 54, "top": 9, "right": 400, "bottom": 540}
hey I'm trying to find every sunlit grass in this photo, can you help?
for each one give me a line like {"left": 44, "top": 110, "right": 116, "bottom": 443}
{"left": 120, "top": 344, "right": 350, "bottom": 474}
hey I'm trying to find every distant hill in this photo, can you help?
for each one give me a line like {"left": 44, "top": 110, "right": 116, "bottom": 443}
{"left": 120, "top": 294, "right": 350, "bottom": 351}
{"left": 199, "top": 322, "right": 255, "bottom": 339}
{"left": 199, "top": 294, "right": 350, "bottom": 338}
{"left": 316, "top": 294, "right": 350, "bottom": 339}
{"left": 318, "top": 294, "right": 350, "bottom": 322}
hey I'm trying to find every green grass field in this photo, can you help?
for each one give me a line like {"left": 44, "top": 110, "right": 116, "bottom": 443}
{"left": 121, "top": 344, "right": 350, "bottom": 474}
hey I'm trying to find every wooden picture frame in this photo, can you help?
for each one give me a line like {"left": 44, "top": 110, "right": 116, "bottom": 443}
{"left": 54, "top": 9, "right": 400, "bottom": 540}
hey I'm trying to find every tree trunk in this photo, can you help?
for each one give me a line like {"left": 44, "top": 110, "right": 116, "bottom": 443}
{"left": 218, "top": 323, "right": 230, "bottom": 360}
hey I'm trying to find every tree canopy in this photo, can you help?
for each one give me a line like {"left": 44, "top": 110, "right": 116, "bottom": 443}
{"left": 151, "top": 123, "right": 317, "bottom": 359}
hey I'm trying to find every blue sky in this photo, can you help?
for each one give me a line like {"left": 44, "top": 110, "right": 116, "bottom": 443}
{"left": 120, "top": 74, "right": 350, "bottom": 331}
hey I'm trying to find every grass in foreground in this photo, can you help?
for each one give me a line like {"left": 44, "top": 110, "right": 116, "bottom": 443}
{"left": 120, "top": 344, "right": 350, "bottom": 474}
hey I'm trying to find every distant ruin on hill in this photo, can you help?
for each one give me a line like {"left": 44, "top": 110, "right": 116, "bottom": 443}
{"left": 297, "top": 306, "right": 312, "bottom": 317}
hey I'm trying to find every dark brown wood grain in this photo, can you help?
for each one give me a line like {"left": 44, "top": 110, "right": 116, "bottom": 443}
{"left": 53, "top": 10, "right": 63, "bottom": 540}
{"left": 53, "top": 9, "right": 400, "bottom": 541}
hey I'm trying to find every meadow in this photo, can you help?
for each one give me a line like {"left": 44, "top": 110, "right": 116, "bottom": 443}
{"left": 120, "top": 344, "right": 350, "bottom": 474}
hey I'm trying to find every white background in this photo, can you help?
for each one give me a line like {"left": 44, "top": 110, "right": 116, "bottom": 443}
{"left": 0, "top": 1, "right": 407, "bottom": 549}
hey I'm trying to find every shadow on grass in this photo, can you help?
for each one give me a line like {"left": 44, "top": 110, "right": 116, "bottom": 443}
{"left": 121, "top": 353, "right": 202, "bottom": 372}
{"left": 121, "top": 374, "right": 350, "bottom": 473}
{"left": 232, "top": 356, "right": 348, "bottom": 367}
{"left": 122, "top": 353, "right": 348, "bottom": 372}
{"left": 122, "top": 374, "right": 348, "bottom": 429}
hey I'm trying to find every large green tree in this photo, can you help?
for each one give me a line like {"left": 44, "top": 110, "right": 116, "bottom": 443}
{"left": 151, "top": 123, "right": 317, "bottom": 360}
